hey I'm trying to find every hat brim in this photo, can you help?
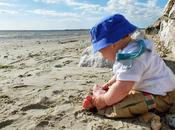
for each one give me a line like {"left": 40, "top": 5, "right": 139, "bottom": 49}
{"left": 92, "top": 24, "right": 137, "bottom": 54}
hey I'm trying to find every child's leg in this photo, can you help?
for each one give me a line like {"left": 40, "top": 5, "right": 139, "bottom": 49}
{"left": 98, "top": 90, "right": 175, "bottom": 118}
{"left": 169, "top": 104, "right": 175, "bottom": 113}
{"left": 98, "top": 92, "right": 162, "bottom": 130}
{"left": 154, "top": 90, "right": 175, "bottom": 113}
{"left": 98, "top": 91, "right": 154, "bottom": 118}
{"left": 139, "top": 112, "right": 161, "bottom": 130}
{"left": 167, "top": 90, "right": 175, "bottom": 114}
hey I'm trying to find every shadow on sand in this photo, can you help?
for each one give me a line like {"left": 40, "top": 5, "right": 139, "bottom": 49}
{"left": 164, "top": 59, "right": 175, "bottom": 74}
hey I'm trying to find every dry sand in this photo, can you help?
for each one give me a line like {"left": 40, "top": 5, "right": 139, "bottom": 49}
{"left": 0, "top": 34, "right": 173, "bottom": 130}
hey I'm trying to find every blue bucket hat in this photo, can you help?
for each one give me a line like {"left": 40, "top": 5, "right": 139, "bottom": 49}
{"left": 90, "top": 14, "right": 137, "bottom": 53}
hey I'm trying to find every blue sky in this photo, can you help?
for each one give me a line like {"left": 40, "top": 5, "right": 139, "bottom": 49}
{"left": 0, "top": 0, "right": 168, "bottom": 30}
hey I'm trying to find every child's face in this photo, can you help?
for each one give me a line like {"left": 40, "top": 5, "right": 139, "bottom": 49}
{"left": 100, "top": 45, "right": 116, "bottom": 62}
{"left": 99, "top": 36, "right": 131, "bottom": 62}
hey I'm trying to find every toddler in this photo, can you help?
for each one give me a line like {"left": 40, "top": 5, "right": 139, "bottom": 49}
{"left": 82, "top": 14, "right": 175, "bottom": 130}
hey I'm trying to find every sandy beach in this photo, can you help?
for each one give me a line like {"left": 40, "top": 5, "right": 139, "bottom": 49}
{"left": 0, "top": 30, "right": 173, "bottom": 130}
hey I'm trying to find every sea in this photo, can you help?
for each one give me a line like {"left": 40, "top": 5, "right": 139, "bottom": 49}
{"left": 0, "top": 30, "right": 89, "bottom": 40}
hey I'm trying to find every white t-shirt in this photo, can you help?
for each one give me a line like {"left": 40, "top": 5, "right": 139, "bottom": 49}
{"left": 113, "top": 39, "right": 175, "bottom": 96}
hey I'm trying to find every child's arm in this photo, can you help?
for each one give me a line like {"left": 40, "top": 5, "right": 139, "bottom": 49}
{"left": 93, "top": 80, "right": 135, "bottom": 109}
{"left": 102, "top": 75, "right": 116, "bottom": 90}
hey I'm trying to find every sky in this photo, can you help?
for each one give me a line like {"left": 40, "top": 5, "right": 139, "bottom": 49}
{"left": 0, "top": 0, "right": 168, "bottom": 30}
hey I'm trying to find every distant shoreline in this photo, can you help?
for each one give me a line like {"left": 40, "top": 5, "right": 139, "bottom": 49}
{"left": 0, "top": 29, "right": 90, "bottom": 32}
{"left": 0, "top": 29, "right": 90, "bottom": 40}
{"left": 0, "top": 28, "right": 145, "bottom": 32}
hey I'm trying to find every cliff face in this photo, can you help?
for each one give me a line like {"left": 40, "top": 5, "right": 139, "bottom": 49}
{"left": 159, "top": 0, "right": 175, "bottom": 54}
{"left": 146, "top": 0, "right": 175, "bottom": 55}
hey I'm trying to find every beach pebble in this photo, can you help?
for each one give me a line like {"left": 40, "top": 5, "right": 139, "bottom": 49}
{"left": 54, "top": 64, "right": 62, "bottom": 68}
{"left": 35, "top": 41, "right": 41, "bottom": 44}
{"left": 4, "top": 55, "right": 8, "bottom": 58}
{"left": 18, "top": 75, "right": 24, "bottom": 78}
{"left": 166, "top": 114, "right": 175, "bottom": 128}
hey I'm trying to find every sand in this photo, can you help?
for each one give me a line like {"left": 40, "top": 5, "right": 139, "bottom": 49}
{"left": 0, "top": 34, "right": 173, "bottom": 130}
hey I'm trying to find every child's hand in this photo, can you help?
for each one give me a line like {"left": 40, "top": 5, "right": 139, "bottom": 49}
{"left": 93, "top": 84, "right": 106, "bottom": 97}
{"left": 102, "top": 83, "right": 109, "bottom": 91}
{"left": 82, "top": 84, "right": 107, "bottom": 110}
{"left": 92, "top": 95, "right": 107, "bottom": 110}
{"left": 82, "top": 95, "right": 107, "bottom": 110}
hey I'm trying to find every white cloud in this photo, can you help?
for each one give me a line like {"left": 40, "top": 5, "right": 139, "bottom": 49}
{"left": 0, "top": 2, "right": 15, "bottom": 7}
{"left": 105, "top": 0, "right": 163, "bottom": 26}
{"left": 33, "top": 0, "right": 65, "bottom": 4}
{"left": 0, "top": 0, "right": 167, "bottom": 29}
{"left": 32, "top": 0, "right": 165, "bottom": 27}
{"left": 33, "top": 0, "right": 104, "bottom": 15}
{"left": 32, "top": 9, "right": 78, "bottom": 17}
{"left": 0, "top": 9, "right": 18, "bottom": 15}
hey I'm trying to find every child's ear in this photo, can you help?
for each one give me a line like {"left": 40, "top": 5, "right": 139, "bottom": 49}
{"left": 111, "top": 44, "right": 115, "bottom": 49}
{"left": 111, "top": 44, "right": 118, "bottom": 51}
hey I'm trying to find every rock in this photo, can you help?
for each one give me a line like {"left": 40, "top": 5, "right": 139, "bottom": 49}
{"left": 159, "top": 18, "right": 175, "bottom": 51}
{"left": 163, "top": 0, "right": 175, "bottom": 16}
{"left": 164, "top": 59, "right": 175, "bottom": 73}
{"left": 151, "top": 117, "right": 162, "bottom": 130}
{"left": 159, "top": 0, "right": 175, "bottom": 54}
{"left": 146, "top": 0, "right": 175, "bottom": 55}
{"left": 78, "top": 46, "right": 113, "bottom": 68}
{"left": 166, "top": 114, "right": 175, "bottom": 128}
{"left": 145, "top": 17, "right": 162, "bottom": 34}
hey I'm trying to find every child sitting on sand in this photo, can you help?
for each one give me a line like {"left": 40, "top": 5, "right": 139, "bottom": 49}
{"left": 82, "top": 14, "right": 175, "bottom": 130}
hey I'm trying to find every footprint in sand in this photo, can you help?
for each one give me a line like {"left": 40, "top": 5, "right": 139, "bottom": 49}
{"left": 21, "top": 97, "right": 54, "bottom": 111}
{"left": 35, "top": 117, "right": 54, "bottom": 128}
{"left": 34, "top": 114, "right": 61, "bottom": 128}
{"left": 63, "top": 60, "right": 73, "bottom": 66}
{"left": 18, "top": 74, "right": 32, "bottom": 78}
{"left": 13, "top": 84, "right": 32, "bottom": 89}
{"left": 87, "top": 120, "right": 124, "bottom": 130}
{"left": 52, "top": 90, "right": 64, "bottom": 95}
{"left": 74, "top": 109, "right": 95, "bottom": 123}
{"left": 36, "top": 120, "right": 50, "bottom": 127}
{"left": 35, "top": 70, "right": 51, "bottom": 76}
{"left": 0, "top": 119, "right": 15, "bottom": 129}
{"left": 57, "top": 90, "right": 85, "bottom": 104}
{"left": 21, "top": 103, "right": 49, "bottom": 111}
{"left": 0, "top": 95, "right": 14, "bottom": 104}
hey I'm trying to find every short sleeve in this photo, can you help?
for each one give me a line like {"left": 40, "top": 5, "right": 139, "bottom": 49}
{"left": 114, "top": 59, "right": 145, "bottom": 81}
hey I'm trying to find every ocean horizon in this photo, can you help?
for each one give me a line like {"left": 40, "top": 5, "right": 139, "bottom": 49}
{"left": 0, "top": 29, "right": 89, "bottom": 40}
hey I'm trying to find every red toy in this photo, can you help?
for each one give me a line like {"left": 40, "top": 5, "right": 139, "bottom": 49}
{"left": 82, "top": 96, "right": 93, "bottom": 109}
